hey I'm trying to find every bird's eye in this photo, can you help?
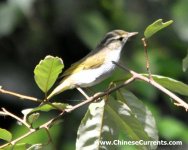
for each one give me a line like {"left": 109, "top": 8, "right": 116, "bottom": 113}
{"left": 118, "top": 37, "right": 124, "bottom": 41}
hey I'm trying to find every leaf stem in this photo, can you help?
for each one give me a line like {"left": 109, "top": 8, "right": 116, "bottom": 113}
{"left": 142, "top": 37, "right": 152, "bottom": 79}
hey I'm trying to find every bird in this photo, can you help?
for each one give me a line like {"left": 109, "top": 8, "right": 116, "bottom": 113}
{"left": 47, "top": 29, "right": 138, "bottom": 99}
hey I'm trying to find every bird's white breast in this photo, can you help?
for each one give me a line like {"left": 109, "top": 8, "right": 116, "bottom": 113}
{"left": 69, "top": 47, "right": 122, "bottom": 87}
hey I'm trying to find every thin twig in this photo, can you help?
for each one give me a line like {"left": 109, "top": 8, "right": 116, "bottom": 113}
{"left": 0, "top": 111, "right": 65, "bottom": 149}
{"left": 142, "top": 38, "right": 152, "bottom": 79}
{"left": 113, "top": 62, "right": 188, "bottom": 111}
{"left": 0, "top": 88, "right": 41, "bottom": 102}
{"left": 1, "top": 108, "right": 30, "bottom": 128}
{"left": 1, "top": 61, "right": 188, "bottom": 149}
{"left": 139, "top": 75, "right": 188, "bottom": 111}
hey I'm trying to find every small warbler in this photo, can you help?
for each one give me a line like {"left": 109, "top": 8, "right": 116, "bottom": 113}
{"left": 47, "top": 30, "right": 138, "bottom": 99}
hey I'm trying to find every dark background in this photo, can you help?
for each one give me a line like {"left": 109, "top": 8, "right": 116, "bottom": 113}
{"left": 0, "top": 0, "right": 187, "bottom": 149}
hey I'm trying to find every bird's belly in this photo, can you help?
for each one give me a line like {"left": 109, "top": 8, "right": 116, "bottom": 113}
{"left": 70, "top": 62, "right": 116, "bottom": 87}
{"left": 70, "top": 49, "right": 121, "bottom": 87}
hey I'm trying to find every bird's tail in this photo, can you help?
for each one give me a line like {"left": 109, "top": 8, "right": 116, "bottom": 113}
{"left": 47, "top": 80, "right": 73, "bottom": 100}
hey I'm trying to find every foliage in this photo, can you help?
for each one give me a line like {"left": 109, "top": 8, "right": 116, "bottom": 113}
{"left": 0, "top": 1, "right": 188, "bottom": 150}
{"left": 0, "top": 128, "right": 12, "bottom": 142}
{"left": 144, "top": 19, "right": 173, "bottom": 39}
{"left": 34, "top": 55, "right": 64, "bottom": 95}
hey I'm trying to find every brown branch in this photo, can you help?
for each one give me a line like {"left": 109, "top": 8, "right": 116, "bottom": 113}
{"left": 1, "top": 108, "right": 30, "bottom": 128}
{"left": 1, "top": 60, "right": 188, "bottom": 148}
{"left": 10, "top": 129, "right": 36, "bottom": 146}
{"left": 0, "top": 88, "right": 41, "bottom": 102}
{"left": 142, "top": 37, "right": 152, "bottom": 79}
{"left": 65, "top": 77, "right": 135, "bottom": 113}
{"left": 113, "top": 61, "right": 188, "bottom": 111}
{"left": 0, "top": 111, "right": 65, "bottom": 149}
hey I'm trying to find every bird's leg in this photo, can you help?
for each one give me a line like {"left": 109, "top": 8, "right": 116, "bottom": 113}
{"left": 104, "top": 81, "right": 117, "bottom": 101}
{"left": 76, "top": 86, "right": 102, "bottom": 102}
{"left": 76, "top": 86, "right": 90, "bottom": 99}
{"left": 86, "top": 87, "right": 104, "bottom": 102}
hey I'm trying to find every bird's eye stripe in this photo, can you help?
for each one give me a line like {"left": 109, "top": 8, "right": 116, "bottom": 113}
{"left": 101, "top": 34, "right": 122, "bottom": 45}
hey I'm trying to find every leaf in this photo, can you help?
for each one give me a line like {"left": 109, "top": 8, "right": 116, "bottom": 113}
{"left": 183, "top": 50, "right": 188, "bottom": 72}
{"left": 27, "top": 113, "right": 40, "bottom": 124}
{"left": 0, "top": 128, "right": 12, "bottom": 142}
{"left": 3, "top": 143, "right": 42, "bottom": 150}
{"left": 10, "top": 117, "right": 61, "bottom": 148}
{"left": 22, "top": 102, "right": 70, "bottom": 115}
{"left": 31, "top": 102, "right": 70, "bottom": 112}
{"left": 34, "top": 55, "right": 64, "bottom": 93}
{"left": 76, "top": 99, "right": 120, "bottom": 150}
{"left": 116, "top": 89, "right": 158, "bottom": 143}
{"left": 4, "top": 143, "right": 29, "bottom": 150}
{"left": 144, "top": 19, "right": 173, "bottom": 39}
{"left": 76, "top": 100, "right": 108, "bottom": 150}
{"left": 146, "top": 74, "right": 188, "bottom": 96}
{"left": 22, "top": 102, "right": 70, "bottom": 124}
{"left": 76, "top": 92, "right": 158, "bottom": 150}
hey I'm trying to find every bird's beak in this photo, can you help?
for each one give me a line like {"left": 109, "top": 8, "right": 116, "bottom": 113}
{"left": 127, "top": 32, "right": 138, "bottom": 37}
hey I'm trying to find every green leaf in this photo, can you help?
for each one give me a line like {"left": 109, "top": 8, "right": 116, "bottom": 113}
{"left": 27, "top": 113, "right": 40, "bottom": 124}
{"left": 183, "top": 50, "right": 188, "bottom": 72}
{"left": 31, "top": 102, "right": 70, "bottom": 112}
{"left": 148, "top": 74, "right": 188, "bottom": 96}
{"left": 22, "top": 102, "right": 70, "bottom": 115}
{"left": 5, "top": 143, "right": 28, "bottom": 150}
{"left": 76, "top": 100, "right": 120, "bottom": 150}
{"left": 22, "top": 102, "right": 70, "bottom": 123}
{"left": 34, "top": 55, "right": 64, "bottom": 93}
{"left": 0, "top": 128, "right": 12, "bottom": 142}
{"left": 144, "top": 19, "right": 173, "bottom": 39}
{"left": 10, "top": 115, "right": 61, "bottom": 148}
{"left": 76, "top": 92, "right": 158, "bottom": 150}
{"left": 116, "top": 90, "right": 158, "bottom": 142}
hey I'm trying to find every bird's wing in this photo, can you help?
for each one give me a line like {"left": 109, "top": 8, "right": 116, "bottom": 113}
{"left": 61, "top": 50, "right": 105, "bottom": 77}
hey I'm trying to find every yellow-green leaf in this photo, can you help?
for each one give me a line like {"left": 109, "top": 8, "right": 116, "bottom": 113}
{"left": 144, "top": 19, "right": 173, "bottom": 39}
{"left": 22, "top": 102, "right": 70, "bottom": 124}
{"left": 34, "top": 55, "right": 64, "bottom": 93}
{"left": 0, "top": 128, "right": 12, "bottom": 142}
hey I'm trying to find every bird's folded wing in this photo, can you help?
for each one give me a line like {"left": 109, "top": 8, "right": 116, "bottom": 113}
{"left": 61, "top": 51, "right": 105, "bottom": 77}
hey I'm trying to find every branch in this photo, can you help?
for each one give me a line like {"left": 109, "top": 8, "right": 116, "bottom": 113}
{"left": 0, "top": 87, "right": 41, "bottom": 102}
{"left": 1, "top": 61, "right": 187, "bottom": 148}
{"left": 0, "top": 111, "right": 65, "bottom": 149}
{"left": 113, "top": 61, "right": 188, "bottom": 111}
{"left": 142, "top": 37, "right": 152, "bottom": 79}
{"left": 1, "top": 108, "right": 30, "bottom": 128}
{"left": 65, "top": 77, "right": 135, "bottom": 113}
